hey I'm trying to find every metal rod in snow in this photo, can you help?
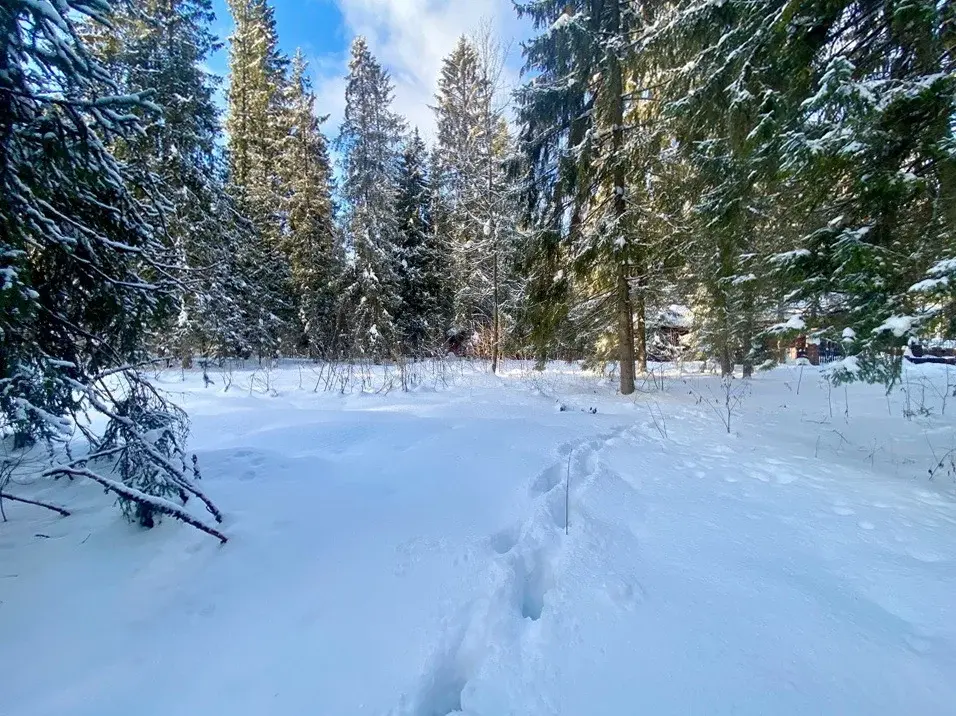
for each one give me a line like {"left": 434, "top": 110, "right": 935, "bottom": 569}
{"left": 566, "top": 450, "right": 572, "bottom": 535}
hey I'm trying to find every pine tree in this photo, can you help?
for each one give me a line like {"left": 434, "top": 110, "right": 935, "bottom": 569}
{"left": 279, "top": 50, "right": 341, "bottom": 357}
{"left": 0, "top": 0, "right": 223, "bottom": 539}
{"left": 336, "top": 37, "right": 406, "bottom": 357}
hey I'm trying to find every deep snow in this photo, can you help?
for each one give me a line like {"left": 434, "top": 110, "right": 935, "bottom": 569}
{"left": 1, "top": 360, "right": 955, "bottom": 715}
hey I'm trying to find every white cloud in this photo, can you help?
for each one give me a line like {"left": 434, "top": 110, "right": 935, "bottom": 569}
{"left": 312, "top": 0, "right": 528, "bottom": 144}
{"left": 310, "top": 50, "right": 349, "bottom": 138}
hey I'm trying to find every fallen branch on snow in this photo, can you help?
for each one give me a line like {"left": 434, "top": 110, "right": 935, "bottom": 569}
{"left": 43, "top": 465, "right": 228, "bottom": 543}
{"left": 0, "top": 492, "right": 71, "bottom": 518}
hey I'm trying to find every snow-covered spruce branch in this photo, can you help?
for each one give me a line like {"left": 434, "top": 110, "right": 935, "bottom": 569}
{"left": 42, "top": 465, "right": 226, "bottom": 543}
{"left": 83, "top": 374, "right": 223, "bottom": 524}
{"left": 0, "top": 492, "right": 72, "bottom": 519}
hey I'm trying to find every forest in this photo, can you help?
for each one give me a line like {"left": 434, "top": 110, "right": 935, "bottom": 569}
{"left": 0, "top": 0, "right": 953, "bottom": 526}
{"left": 2, "top": 3, "right": 956, "bottom": 713}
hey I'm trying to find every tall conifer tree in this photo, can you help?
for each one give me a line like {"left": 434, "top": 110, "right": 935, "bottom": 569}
{"left": 336, "top": 37, "right": 406, "bottom": 356}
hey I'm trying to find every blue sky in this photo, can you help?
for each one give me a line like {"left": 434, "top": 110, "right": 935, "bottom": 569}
{"left": 209, "top": 0, "right": 529, "bottom": 141}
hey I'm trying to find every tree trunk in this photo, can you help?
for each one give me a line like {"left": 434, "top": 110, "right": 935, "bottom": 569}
{"left": 635, "top": 283, "right": 648, "bottom": 373}
{"left": 741, "top": 303, "right": 755, "bottom": 378}
{"left": 742, "top": 359, "right": 754, "bottom": 378}
{"left": 617, "top": 262, "right": 636, "bottom": 395}
{"left": 719, "top": 339, "right": 734, "bottom": 377}
{"left": 491, "top": 249, "right": 500, "bottom": 374}
{"left": 608, "top": 33, "right": 635, "bottom": 395}
{"left": 715, "top": 235, "right": 735, "bottom": 377}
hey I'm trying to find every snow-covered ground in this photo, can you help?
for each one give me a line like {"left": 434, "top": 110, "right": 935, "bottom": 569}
{"left": 2, "top": 360, "right": 956, "bottom": 715}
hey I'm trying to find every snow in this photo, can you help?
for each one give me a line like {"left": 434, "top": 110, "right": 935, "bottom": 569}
{"left": 771, "top": 314, "right": 806, "bottom": 332}
{"left": 2, "top": 361, "right": 956, "bottom": 715}
{"left": 770, "top": 248, "right": 811, "bottom": 264}
{"left": 655, "top": 303, "right": 693, "bottom": 329}
{"left": 549, "top": 11, "right": 583, "bottom": 32}
{"left": 875, "top": 314, "right": 917, "bottom": 337}
{"left": 827, "top": 354, "right": 861, "bottom": 377}
{"left": 910, "top": 276, "right": 948, "bottom": 293}
{"left": 929, "top": 258, "right": 956, "bottom": 276}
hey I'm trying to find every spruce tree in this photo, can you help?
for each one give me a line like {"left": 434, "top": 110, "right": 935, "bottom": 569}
{"left": 336, "top": 37, "right": 406, "bottom": 357}
{"left": 225, "top": 0, "right": 296, "bottom": 359}
{"left": 0, "top": 0, "right": 223, "bottom": 539}
{"left": 515, "top": 1, "right": 650, "bottom": 393}
{"left": 433, "top": 37, "right": 486, "bottom": 341}
{"left": 84, "top": 0, "right": 254, "bottom": 366}
{"left": 433, "top": 34, "right": 519, "bottom": 370}
{"left": 279, "top": 50, "right": 341, "bottom": 357}
{"left": 648, "top": 0, "right": 955, "bottom": 384}
{"left": 395, "top": 129, "right": 447, "bottom": 353}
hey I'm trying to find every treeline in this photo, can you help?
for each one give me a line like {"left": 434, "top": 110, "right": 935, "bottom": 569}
{"left": 151, "top": 2, "right": 524, "bottom": 368}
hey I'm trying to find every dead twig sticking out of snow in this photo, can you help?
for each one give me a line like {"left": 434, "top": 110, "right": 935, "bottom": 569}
{"left": 201, "top": 361, "right": 215, "bottom": 388}
{"left": 923, "top": 373, "right": 947, "bottom": 416}
{"left": 0, "top": 451, "right": 22, "bottom": 521}
{"left": 645, "top": 400, "right": 669, "bottom": 440}
{"left": 926, "top": 440, "right": 956, "bottom": 482}
{"left": 831, "top": 430, "right": 850, "bottom": 451}
{"left": 250, "top": 360, "right": 277, "bottom": 396}
{"left": 215, "top": 358, "right": 235, "bottom": 392}
{"left": 685, "top": 376, "right": 749, "bottom": 434}
{"left": 637, "top": 367, "right": 666, "bottom": 393}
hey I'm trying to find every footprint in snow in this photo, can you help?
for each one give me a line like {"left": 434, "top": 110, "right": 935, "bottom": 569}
{"left": 832, "top": 506, "right": 855, "bottom": 516}
{"left": 604, "top": 577, "right": 645, "bottom": 611}
{"left": 545, "top": 489, "right": 568, "bottom": 530}
{"left": 905, "top": 547, "right": 947, "bottom": 563}
{"left": 514, "top": 549, "right": 555, "bottom": 621}
{"left": 489, "top": 526, "right": 519, "bottom": 555}
{"left": 530, "top": 464, "right": 563, "bottom": 496}
{"left": 857, "top": 521, "right": 875, "bottom": 530}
